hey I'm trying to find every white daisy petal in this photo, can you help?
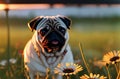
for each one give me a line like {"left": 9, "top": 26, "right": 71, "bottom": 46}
{"left": 0, "top": 60, "right": 7, "bottom": 66}
{"left": 9, "top": 58, "right": 17, "bottom": 64}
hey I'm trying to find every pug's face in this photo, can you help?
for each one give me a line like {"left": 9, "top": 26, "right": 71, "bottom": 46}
{"left": 28, "top": 15, "right": 71, "bottom": 53}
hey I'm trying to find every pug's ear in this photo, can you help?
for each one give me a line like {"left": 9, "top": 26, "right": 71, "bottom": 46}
{"left": 28, "top": 16, "right": 43, "bottom": 32}
{"left": 58, "top": 16, "right": 72, "bottom": 29}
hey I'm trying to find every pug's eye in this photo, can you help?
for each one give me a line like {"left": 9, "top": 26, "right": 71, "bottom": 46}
{"left": 56, "top": 26, "right": 66, "bottom": 35}
{"left": 40, "top": 26, "right": 50, "bottom": 36}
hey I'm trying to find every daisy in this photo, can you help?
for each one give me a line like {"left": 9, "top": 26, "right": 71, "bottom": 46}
{"left": 0, "top": 60, "right": 7, "bottom": 66}
{"left": 103, "top": 50, "right": 120, "bottom": 65}
{"left": 9, "top": 58, "right": 17, "bottom": 64}
{"left": 54, "top": 63, "right": 83, "bottom": 76}
{"left": 80, "top": 73, "right": 107, "bottom": 79}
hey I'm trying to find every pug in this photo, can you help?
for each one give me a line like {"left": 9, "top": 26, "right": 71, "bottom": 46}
{"left": 24, "top": 15, "right": 74, "bottom": 79}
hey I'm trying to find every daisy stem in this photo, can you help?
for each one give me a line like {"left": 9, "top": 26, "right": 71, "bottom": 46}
{"left": 116, "top": 70, "right": 120, "bottom": 79}
{"left": 118, "top": 63, "right": 120, "bottom": 71}
{"left": 5, "top": 6, "right": 11, "bottom": 79}
{"left": 105, "top": 66, "right": 111, "bottom": 79}
{"left": 115, "top": 63, "right": 118, "bottom": 74}
{"left": 45, "top": 68, "right": 51, "bottom": 79}
{"left": 36, "top": 72, "right": 39, "bottom": 79}
{"left": 79, "top": 43, "right": 91, "bottom": 74}
{"left": 66, "top": 75, "right": 70, "bottom": 79}
{"left": 117, "top": 63, "right": 120, "bottom": 73}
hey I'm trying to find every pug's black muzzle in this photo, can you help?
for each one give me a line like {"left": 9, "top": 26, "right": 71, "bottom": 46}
{"left": 42, "top": 31, "right": 65, "bottom": 53}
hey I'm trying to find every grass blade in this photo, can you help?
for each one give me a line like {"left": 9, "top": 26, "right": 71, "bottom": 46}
{"left": 79, "top": 43, "right": 91, "bottom": 74}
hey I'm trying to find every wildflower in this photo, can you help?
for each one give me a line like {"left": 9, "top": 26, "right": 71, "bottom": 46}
{"left": 80, "top": 73, "right": 107, "bottom": 79}
{"left": 0, "top": 60, "right": 7, "bottom": 66}
{"left": 54, "top": 63, "right": 83, "bottom": 76}
{"left": 103, "top": 50, "right": 120, "bottom": 65}
{"left": 18, "top": 50, "right": 23, "bottom": 56}
{"left": 18, "top": 50, "right": 23, "bottom": 55}
{"left": 9, "top": 58, "right": 17, "bottom": 64}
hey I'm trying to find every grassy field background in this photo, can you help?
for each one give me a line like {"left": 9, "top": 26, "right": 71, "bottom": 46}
{"left": 0, "top": 16, "right": 120, "bottom": 78}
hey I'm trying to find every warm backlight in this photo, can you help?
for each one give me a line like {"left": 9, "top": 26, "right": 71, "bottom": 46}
{"left": 0, "top": 4, "right": 7, "bottom": 10}
{"left": 0, "top": 4, "right": 51, "bottom": 10}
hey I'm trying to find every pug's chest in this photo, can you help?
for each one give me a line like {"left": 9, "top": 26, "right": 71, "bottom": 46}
{"left": 39, "top": 53, "right": 63, "bottom": 69}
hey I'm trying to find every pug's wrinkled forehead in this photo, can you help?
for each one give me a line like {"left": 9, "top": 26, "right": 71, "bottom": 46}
{"left": 28, "top": 15, "right": 71, "bottom": 32}
{"left": 36, "top": 16, "right": 67, "bottom": 30}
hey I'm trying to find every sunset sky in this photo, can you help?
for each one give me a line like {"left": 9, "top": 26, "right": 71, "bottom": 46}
{"left": 0, "top": 4, "right": 50, "bottom": 10}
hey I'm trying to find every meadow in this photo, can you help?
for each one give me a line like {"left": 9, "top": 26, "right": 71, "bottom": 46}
{"left": 0, "top": 16, "right": 120, "bottom": 79}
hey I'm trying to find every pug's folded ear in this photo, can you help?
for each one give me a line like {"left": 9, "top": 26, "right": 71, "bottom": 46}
{"left": 28, "top": 16, "right": 43, "bottom": 32}
{"left": 58, "top": 15, "right": 72, "bottom": 29}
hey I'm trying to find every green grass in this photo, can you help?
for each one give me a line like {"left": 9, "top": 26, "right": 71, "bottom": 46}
{"left": 0, "top": 17, "right": 120, "bottom": 79}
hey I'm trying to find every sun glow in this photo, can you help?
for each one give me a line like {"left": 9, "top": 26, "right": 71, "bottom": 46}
{"left": 9, "top": 4, "right": 50, "bottom": 10}
{"left": 0, "top": 4, "right": 7, "bottom": 10}
{"left": 0, "top": 4, "right": 65, "bottom": 10}
{"left": 0, "top": 4, "right": 51, "bottom": 10}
